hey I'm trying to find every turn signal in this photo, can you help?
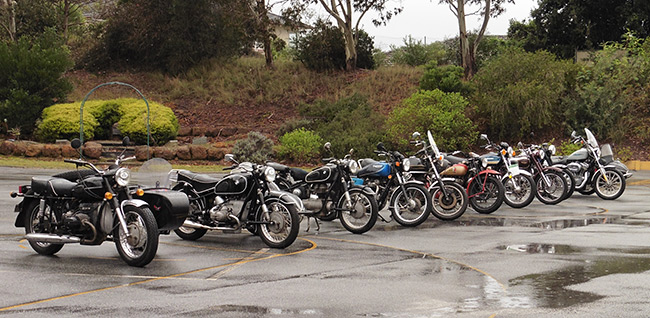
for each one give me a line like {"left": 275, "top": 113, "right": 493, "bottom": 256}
{"left": 388, "top": 175, "right": 392, "bottom": 179}
{"left": 438, "top": 155, "right": 444, "bottom": 162}
{"left": 511, "top": 151, "right": 516, "bottom": 156}
{"left": 395, "top": 161, "right": 400, "bottom": 167}
{"left": 104, "top": 192, "right": 114, "bottom": 200}
{"left": 136, "top": 188, "right": 144, "bottom": 196}
{"left": 501, "top": 149, "right": 507, "bottom": 155}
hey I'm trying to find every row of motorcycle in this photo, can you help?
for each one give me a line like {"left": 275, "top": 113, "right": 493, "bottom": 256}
{"left": 9, "top": 128, "right": 632, "bottom": 267}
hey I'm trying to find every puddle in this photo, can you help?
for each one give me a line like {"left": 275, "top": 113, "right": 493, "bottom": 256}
{"left": 184, "top": 305, "right": 323, "bottom": 316}
{"left": 498, "top": 244, "right": 584, "bottom": 255}
{"left": 433, "top": 216, "right": 619, "bottom": 229}
{"left": 509, "top": 256, "right": 650, "bottom": 308}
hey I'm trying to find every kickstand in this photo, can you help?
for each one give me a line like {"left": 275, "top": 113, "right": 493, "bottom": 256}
{"left": 302, "top": 214, "right": 321, "bottom": 234}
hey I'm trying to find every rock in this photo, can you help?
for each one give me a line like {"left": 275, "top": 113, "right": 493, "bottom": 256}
{"left": 61, "top": 144, "right": 78, "bottom": 158}
{"left": 176, "top": 145, "right": 191, "bottom": 160}
{"left": 192, "top": 127, "right": 206, "bottom": 137}
{"left": 154, "top": 147, "right": 176, "bottom": 161}
{"left": 42, "top": 144, "right": 62, "bottom": 158}
{"left": 206, "top": 127, "right": 220, "bottom": 137}
{"left": 0, "top": 140, "right": 16, "bottom": 155}
{"left": 220, "top": 127, "right": 238, "bottom": 137}
{"left": 190, "top": 145, "right": 208, "bottom": 160}
{"left": 25, "top": 144, "right": 42, "bottom": 157}
{"left": 12, "top": 143, "right": 26, "bottom": 156}
{"left": 178, "top": 126, "right": 192, "bottom": 136}
{"left": 83, "top": 141, "right": 103, "bottom": 159}
{"left": 207, "top": 147, "right": 225, "bottom": 161}
{"left": 192, "top": 136, "right": 208, "bottom": 145}
{"left": 135, "top": 146, "right": 150, "bottom": 161}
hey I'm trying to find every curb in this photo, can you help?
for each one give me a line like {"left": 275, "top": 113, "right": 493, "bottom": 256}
{"left": 625, "top": 161, "right": 650, "bottom": 171}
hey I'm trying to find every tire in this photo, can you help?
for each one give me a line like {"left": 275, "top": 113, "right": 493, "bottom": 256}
{"left": 534, "top": 171, "right": 568, "bottom": 205}
{"left": 578, "top": 183, "right": 595, "bottom": 195}
{"left": 24, "top": 200, "right": 64, "bottom": 255}
{"left": 468, "top": 174, "right": 504, "bottom": 214}
{"left": 429, "top": 182, "right": 468, "bottom": 220}
{"left": 338, "top": 188, "right": 378, "bottom": 234}
{"left": 594, "top": 169, "right": 626, "bottom": 200}
{"left": 389, "top": 184, "right": 431, "bottom": 227}
{"left": 258, "top": 200, "right": 299, "bottom": 248}
{"left": 561, "top": 169, "right": 576, "bottom": 200}
{"left": 113, "top": 205, "right": 159, "bottom": 267}
{"left": 502, "top": 174, "right": 536, "bottom": 208}
{"left": 173, "top": 193, "right": 207, "bottom": 241}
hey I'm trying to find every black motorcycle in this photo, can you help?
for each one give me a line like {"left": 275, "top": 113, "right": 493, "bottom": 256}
{"left": 355, "top": 142, "right": 432, "bottom": 227}
{"left": 10, "top": 138, "right": 189, "bottom": 267}
{"left": 270, "top": 142, "right": 378, "bottom": 234}
{"left": 170, "top": 154, "right": 302, "bottom": 248}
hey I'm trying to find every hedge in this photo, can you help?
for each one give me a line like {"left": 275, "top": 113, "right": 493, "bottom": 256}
{"left": 36, "top": 98, "right": 179, "bottom": 145}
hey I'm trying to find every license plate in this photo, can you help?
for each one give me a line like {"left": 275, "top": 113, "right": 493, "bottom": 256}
{"left": 509, "top": 163, "right": 519, "bottom": 174}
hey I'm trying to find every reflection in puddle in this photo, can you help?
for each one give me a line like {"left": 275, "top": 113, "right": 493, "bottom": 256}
{"left": 449, "top": 217, "right": 618, "bottom": 229}
{"left": 187, "top": 305, "right": 323, "bottom": 316}
{"left": 498, "top": 244, "right": 583, "bottom": 255}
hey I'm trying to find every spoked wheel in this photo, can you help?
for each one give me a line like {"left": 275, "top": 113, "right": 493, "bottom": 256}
{"left": 24, "top": 201, "right": 64, "bottom": 255}
{"left": 173, "top": 194, "right": 208, "bottom": 240}
{"left": 113, "top": 206, "right": 159, "bottom": 267}
{"left": 502, "top": 174, "right": 536, "bottom": 208}
{"left": 338, "top": 188, "right": 378, "bottom": 234}
{"left": 534, "top": 171, "right": 568, "bottom": 205}
{"left": 594, "top": 169, "right": 626, "bottom": 200}
{"left": 561, "top": 170, "right": 576, "bottom": 200}
{"left": 389, "top": 184, "right": 431, "bottom": 227}
{"left": 468, "top": 175, "right": 504, "bottom": 214}
{"left": 429, "top": 182, "right": 468, "bottom": 220}
{"left": 258, "top": 201, "right": 299, "bottom": 248}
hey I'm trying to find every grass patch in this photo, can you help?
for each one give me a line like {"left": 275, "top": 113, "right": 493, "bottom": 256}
{"left": 0, "top": 155, "right": 228, "bottom": 172}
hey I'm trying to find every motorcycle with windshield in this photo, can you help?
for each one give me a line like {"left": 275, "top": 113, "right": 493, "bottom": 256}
{"left": 169, "top": 154, "right": 302, "bottom": 248}
{"left": 547, "top": 128, "right": 630, "bottom": 200}
{"left": 269, "top": 142, "right": 378, "bottom": 234}
{"left": 10, "top": 138, "right": 189, "bottom": 267}
{"left": 354, "top": 142, "right": 432, "bottom": 227}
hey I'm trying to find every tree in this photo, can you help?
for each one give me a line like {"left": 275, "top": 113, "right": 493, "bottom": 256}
{"left": 290, "top": 0, "right": 401, "bottom": 71}
{"left": 440, "top": 0, "right": 513, "bottom": 79}
{"left": 0, "top": 0, "right": 16, "bottom": 41}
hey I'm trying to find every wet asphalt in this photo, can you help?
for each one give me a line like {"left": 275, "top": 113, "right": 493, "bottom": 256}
{"left": 1, "top": 166, "right": 650, "bottom": 317}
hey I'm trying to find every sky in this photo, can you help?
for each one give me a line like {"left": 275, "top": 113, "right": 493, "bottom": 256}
{"left": 293, "top": 0, "right": 539, "bottom": 50}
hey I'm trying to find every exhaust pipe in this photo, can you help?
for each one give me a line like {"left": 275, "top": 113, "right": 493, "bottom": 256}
{"left": 182, "top": 219, "right": 241, "bottom": 231}
{"left": 25, "top": 233, "right": 81, "bottom": 244}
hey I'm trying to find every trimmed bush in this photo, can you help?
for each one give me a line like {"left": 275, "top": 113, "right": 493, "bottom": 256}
{"left": 36, "top": 98, "right": 178, "bottom": 145}
{"left": 277, "top": 128, "right": 322, "bottom": 162}
{"left": 232, "top": 131, "right": 274, "bottom": 164}
{"left": 420, "top": 64, "right": 472, "bottom": 95}
{"left": 387, "top": 89, "right": 477, "bottom": 152}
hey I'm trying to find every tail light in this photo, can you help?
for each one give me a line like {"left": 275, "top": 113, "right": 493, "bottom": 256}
{"left": 18, "top": 185, "right": 30, "bottom": 194}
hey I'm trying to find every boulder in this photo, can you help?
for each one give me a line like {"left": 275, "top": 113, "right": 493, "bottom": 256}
{"left": 135, "top": 146, "right": 150, "bottom": 161}
{"left": 154, "top": 147, "right": 176, "bottom": 161}
{"left": 178, "top": 126, "right": 192, "bottom": 136}
{"left": 0, "top": 140, "right": 16, "bottom": 155}
{"left": 12, "top": 143, "right": 26, "bottom": 156}
{"left": 42, "top": 144, "right": 62, "bottom": 158}
{"left": 220, "top": 127, "right": 238, "bottom": 137}
{"left": 190, "top": 145, "right": 208, "bottom": 160}
{"left": 176, "top": 145, "right": 191, "bottom": 160}
{"left": 25, "top": 144, "right": 42, "bottom": 157}
{"left": 61, "top": 144, "right": 78, "bottom": 158}
{"left": 207, "top": 147, "right": 225, "bottom": 161}
{"left": 83, "top": 142, "right": 103, "bottom": 159}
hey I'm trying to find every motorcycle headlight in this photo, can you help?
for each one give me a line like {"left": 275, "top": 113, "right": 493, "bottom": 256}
{"left": 115, "top": 168, "right": 131, "bottom": 187}
{"left": 264, "top": 167, "right": 276, "bottom": 183}
{"left": 402, "top": 158, "right": 411, "bottom": 172}
{"left": 348, "top": 160, "right": 359, "bottom": 174}
{"left": 481, "top": 157, "right": 488, "bottom": 168}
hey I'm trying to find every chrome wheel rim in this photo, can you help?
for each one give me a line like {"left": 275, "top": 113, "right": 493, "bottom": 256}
{"left": 340, "top": 193, "right": 372, "bottom": 229}
{"left": 597, "top": 171, "right": 623, "bottom": 197}
{"left": 260, "top": 202, "right": 292, "bottom": 243}
{"left": 117, "top": 211, "right": 148, "bottom": 259}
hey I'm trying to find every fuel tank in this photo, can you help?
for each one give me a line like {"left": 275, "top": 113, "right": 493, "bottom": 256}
{"left": 440, "top": 163, "right": 468, "bottom": 177}
{"left": 567, "top": 148, "right": 588, "bottom": 161}
{"left": 305, "top": 164, "right": 336, "bottom": 183}
{"left": 356, "top": 162, "right": 391, "bottom": 178}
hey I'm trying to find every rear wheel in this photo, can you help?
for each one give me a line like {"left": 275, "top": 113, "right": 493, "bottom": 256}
{"left": 534, "top": 171, "right": 568, "bottom": 205}
{"left": 114, "top": 206, "right": 159, "bottom": 267}
{"left": 502, "top": 174, "right": 536, "bottom": 208}
{"left": 429, "top": 182, "right": 468, "bottom": 220}
{"left": 24, "top": 201, "right": 64, "bottom": 255}
{"left": 468, "top": 175, "right": 504, "bottom": 214}
{"left": 173, "top": 194, "right": 207, "bottom": 240}
{"left": 258, "top": 201, "right": 299, "bottom": 248}
{"left": 561, "top": 169, "right": 576, "bottom": 200}
{"left": 338, "top": 188, "right": 378, "bottom": 234}
{"left": 390, "top": 184, "right": 431, "bottom": 227}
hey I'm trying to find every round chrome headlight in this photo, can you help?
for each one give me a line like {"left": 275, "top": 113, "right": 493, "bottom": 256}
{"left": 481, "top": 157, "right": 488, "bottom": 168}
{"left": 402, "top": 158, "right": 411, "bottom": 172}
{"left": 115, "top": 168, "right": 131, "bottom": 186}
{"left": 348, "top": 160, "right": 359, "bottom": 174}
{"left": 264, "top": 166, "right": 276, "bottom": 183}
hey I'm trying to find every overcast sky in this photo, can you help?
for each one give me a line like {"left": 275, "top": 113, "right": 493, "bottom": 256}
{"left": 294, "top": 0, "right": 539, "bottom": 50}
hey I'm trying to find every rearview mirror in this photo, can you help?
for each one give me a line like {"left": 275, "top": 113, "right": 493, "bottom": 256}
{"left": 122, "top": 136, "right": 130, "bottom": 146}
{"left": 377, "top": 142, "right": 387, "bottom": 151}
{"left": 349, "top": 148, "right": 354, "bottom": 155}
{"left": 412, "top": 132, "right": 420, "bottom": 140}
{"left": 324, "top": 142, "right": 331, "bottom": 151}
{"left": 71, "top": 138, "right": 82, "bottom": 149}
{"left": 225, "top": 154, "right": 235, "bottom": 162}
{"left": 570, "top": 131, "right": 577, "bottom": 138}
{"left": 480, "top": 134, "right": 488, "bottom": 140}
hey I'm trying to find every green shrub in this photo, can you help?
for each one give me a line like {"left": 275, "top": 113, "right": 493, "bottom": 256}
{"left": 0, "top": 29, "right": 73, "bottom": 135}
{"left": 299, "top": 94, "right": 386, "bottom": 158}
{"left": 275, "top": 118, "right": 313, "bottom": 138}
{"left": 390, "top": 36, "right": 447, "bottom": 67}
{"left": 36, "top": 98, "right": 178, "bottom": 145}
{"left": 420, "top": 64, "right": 472, "bottom": 95}
{"left": 277, "top": 128, "right": 322, "bottom": 162}
{"left": 232, "top": 131, "right": 274, "bottom": 164}
{"left": 387, "top": 89, "right": 477, "bottom": 152}
{"left": 557, "top": 139, "right": 582, "bottom": 156}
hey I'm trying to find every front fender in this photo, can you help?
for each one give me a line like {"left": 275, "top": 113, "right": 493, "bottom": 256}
{"left": 501, "top": 169, "right": 533, "bottom": 181}
{"left": 467, "top": 170, "right": 500, "bottom": 193}
{"left": 267, "top": 190, "right": 305, "bottom": 214}
{"left": 350, "top": 185, "right": 376, "bottom": 197}
{"left": 138, "top": 189, "right": 189, "bottom": 231}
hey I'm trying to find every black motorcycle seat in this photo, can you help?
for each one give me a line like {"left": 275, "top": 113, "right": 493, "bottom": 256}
{"left": 177, "top": 170, "right": 221, "bottom": 192}
{"left": 445, "top": 155, "right": 466, "bottom": 165}
{"left": 358, "top": 158, "right": 378, "bottom": 168}
{"left": 290, "top": 167, "right": 308, "bottom": 182}
{"left": 31, "top": 177, "right": 76, "bottom": 197}
{"left": 266, "top": 162, "right": 290, "bottom": 172}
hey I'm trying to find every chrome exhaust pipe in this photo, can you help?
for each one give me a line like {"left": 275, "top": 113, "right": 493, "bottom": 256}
{"left": 25, "top": 233, "right": 81, "bottom": 244}
{"left": 182, "top": 219, "right": 241, "bottom": 231}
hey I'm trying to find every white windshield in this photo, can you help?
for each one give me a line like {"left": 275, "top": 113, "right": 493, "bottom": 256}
{"left": 427, "top": 130, "right": 440, "bottom": 157}
{"left": 584, "top": 128, "right": 599, "bottom": 149}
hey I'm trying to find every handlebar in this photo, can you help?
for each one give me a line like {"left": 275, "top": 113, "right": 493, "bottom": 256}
{"left": 64, "top": 159, "right": 87, "bottom": 166}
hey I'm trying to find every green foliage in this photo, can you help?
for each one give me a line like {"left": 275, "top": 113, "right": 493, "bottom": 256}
{"left": 36, "top": 98, "right": 178, "bottom": 145}
{"left": 293, "top": 20, "right": 375, "bottom": 71}
{"left": 277, "top": 128, "right": 323, "bottom": 162}
{"left": 12, "top": 0, "right": 58, "bottom": 40}
{"left": 440, "top": 35, "right": 510, "bottom": 69}
{"left": 232, "top": 131, "right": 274, "bottom": 164}
{"left": 390, "top": 36, "right": 447, "bottom": 67}
{"left": 387, "top": 89, "right": 477, "bottom": 152}
{"left": 557, "top": 139, "right": 582, "bottom": 156}
{"left": 472, "top": 48, "right": 576, "bottom": 140}
{"left": 420, "top": 64, "right": 472, "bottom": 95}
{"left": 276, "top": 118, "right": 313, "bottom": 138}
{"left": 0, "top": 29, "right": 73, "bottom": 135}
{"left": 299, "top": 94, "right": 385, "bottom": 158}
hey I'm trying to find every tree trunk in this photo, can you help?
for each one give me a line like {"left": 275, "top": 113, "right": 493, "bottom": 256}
{"left": 256, "top": 0, "right": 273, "bottom": 69}
{"left": 342, "top": 28, "right": 357, "bottom": 70}
{"left": 63, "top": 0, "right": 70, "bottom": 41}
{"left": 263, "top": 36, "right": 273, "bottom": 69}
{"left": 2, "top": 0, "right": 17, "bottom": 41}
{"left": 456, "top": 0, "right": 472, "bottom": 79}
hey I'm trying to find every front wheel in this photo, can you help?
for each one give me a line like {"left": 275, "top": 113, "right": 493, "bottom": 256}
{"left": 468, "top": 174, "right": 504, "bottom": 214}
{"left": 114, "top": 206, "right": 159, "bottom": 267}
{"left": 338, "top": 188, "right": 378, "bottom": 234}
{"left": 429, "top": 182, "right": 468, "bottom": 220}
{"left": 594, "top": 169, "right": 626, "bottom": 200}
{"left": 502, "top": 174, "right": 536, "bottom": 209}
{"left": 24, "top": 200, "right": 64, "bottom": 255}
{"left": 389, "top": 184, "right": 431, "bottom": 227}
{"left": 534, "top": 171, "right": 568, "bottom": 205}
{"left": 258, "top": 201, "right": 299, "bottom": 248}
